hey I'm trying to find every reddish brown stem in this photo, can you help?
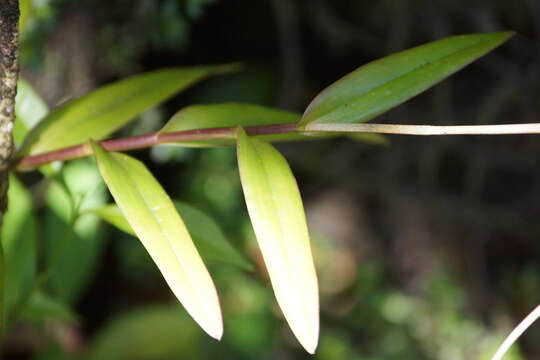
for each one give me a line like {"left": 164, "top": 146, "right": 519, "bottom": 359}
{"left": 15, "top": 123, "right": 298, "bottom": 170}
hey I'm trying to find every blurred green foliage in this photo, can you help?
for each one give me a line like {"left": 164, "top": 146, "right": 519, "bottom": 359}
{"left": 19, "top": 0, "right": 219, "bottom": 71}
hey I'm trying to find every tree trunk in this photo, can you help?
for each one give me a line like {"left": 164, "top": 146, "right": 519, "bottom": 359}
{"left": 0, "top": 0, "right": 19, "bottom": 218}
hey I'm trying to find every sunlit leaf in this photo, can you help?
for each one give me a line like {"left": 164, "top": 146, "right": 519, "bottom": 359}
{"left": 90, "top": 142, "right": 222, "bottom": 339}
{"left": 21, "top": 64, "right": 238, "bottom": 156}
{"left": 299, "top": 32, "right": 513, "bottom": 127}
{"left": 236, "top": 127, "right": 319, "bottom": 353}
{"left": 44, "top": 160, "right": 106, "bottom": 304}
{"left": 1, "top": 176, "right": 37, "bottom": 319}
{"left": 86, "top": 306, "right": 201, "bottom": 360}
{"left": 92, "top": 202, "right": 253, "bottom": 271}
{"left": 159, "top": 103, "right": 336, "bottom": 146}
{"left": 14, "top": 78, "right": 49, "bottom": 146}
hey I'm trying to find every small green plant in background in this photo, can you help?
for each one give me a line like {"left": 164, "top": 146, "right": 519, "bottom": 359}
{"left": 2, "top": 19, "right": 536, "bottom": 359}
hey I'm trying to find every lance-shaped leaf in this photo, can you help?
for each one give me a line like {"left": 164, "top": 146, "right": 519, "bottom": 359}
{"left": 90, "top": 142, "right": 222, "bottom": 339}
{"left": 2, "top": 176, "right": 37, "bottom": 319}
{"left": 159, "top": 103, "right": 339, "bottom": 146}
{"left": 44, "top": 160, "right": 106, "bottom": 304}
{"left": 299, "top": 32, "right": 513, "bottom": 127}
{"left": 21, "top": 64, "right": 238, "bottom": 156}
{"left": 91, "top": 202, "right": 253, "bottom": 271}
{"left": 236, "top": 127, "right": 319, "bottom": 353}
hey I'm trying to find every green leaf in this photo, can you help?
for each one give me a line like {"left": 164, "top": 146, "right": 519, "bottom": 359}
{"left": 159, "top": 103, "right": 336, "bottom": 146}
{"left": 20, "top": 290, "right": 77, "bottom": 323}
{"left": 0, "top": 240, "right": 4, "bottom": 338}
{"left": 14, "top": 78, "right": 49, "bottom": 146}
{"left": 13, "top": 79, "right": 60, "bottom": 176}
{"left": 90, "top": 142, "right": 222, "bottom": 339}
{"left": 1, "top": 176, "right": 37, "bottom": 319}
{"left": 21, "top": 64, "right": 238, "bottom": 156}
{"left": 236, "top": 128, "right": 319, "bottom": 353}
{"left": 92, "top": 202, "right": 252, "bottom": 271}
{"left": 175, "top": 202, "right": 252, "bottom": 271}
{"left": 299, "top": 32, "right": 513, "bottom": 126}
{"left": 91, "top": 205, "right": 134, "bottom": 235}
{"left": 86, "top": 306, "right": 201, "bottom": 360}
{"left": 44, "top": 160, "right": 106, "bottom": 304}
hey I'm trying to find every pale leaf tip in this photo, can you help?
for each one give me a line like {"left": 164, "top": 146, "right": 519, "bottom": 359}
{"left": 290, "top": 312, "right": 319, "bottom": 354}
{"left": 197, "top": 314, "right": 223, "bottom": 341}
{"left": 208, "top": 325, "right": 223, "bottom": 341}
{"left": 182, "top": 292, "right": 223, "bottom": 341}
{"left": 301, "top": 335, "right": 319, "bottom": 354}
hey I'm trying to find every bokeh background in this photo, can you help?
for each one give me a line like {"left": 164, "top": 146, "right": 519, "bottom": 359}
{"left": 5, "top": 0, "right": 540, "bottom": 359}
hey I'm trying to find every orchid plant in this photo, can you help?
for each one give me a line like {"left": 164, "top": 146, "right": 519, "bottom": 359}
{"left": 4, "top": 30, "right": 535, "bottom": 357}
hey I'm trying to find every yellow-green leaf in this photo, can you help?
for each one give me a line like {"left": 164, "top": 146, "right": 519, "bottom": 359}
{"left": 90, "top": 142, "right": 222, "bottom": 339}
{"left": 21, "top": 65, "right": 238, "bottom": 156}
{"left": 236, "top": 127, "right": 319, "bottom": 353}
{"left": 91, "top": 202, "right": 253, "bottom": 271}
{"left": 299, "top": 32, "right": 513, "bottom": 126}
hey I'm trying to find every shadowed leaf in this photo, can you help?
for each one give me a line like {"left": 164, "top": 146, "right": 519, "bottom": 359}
{"left": 92, "top": 202, "right": 253, "bottom": 271}
{"left": 44, "top": 160, "right": 106, "bottom": 304}
{"left": 86, "top": 306, "right": 201, "bottom": 360}
{"left": 20, "top": 290, "right": 77, "bottom": 323}
{"left": 1, "top": 176, "right": 37, "bottom": 320}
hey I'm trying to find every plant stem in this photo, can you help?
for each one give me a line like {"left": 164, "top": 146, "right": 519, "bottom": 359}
{"left": 491, "top": 304, "right": 540, "bottom": 360}
{"left": 15, "top": 123, "right": 298, "bottom": 170}
{"left": 305, "top": 122, "right": 540, "bottom": 135}
{"left": 14, "top": 121, "right": 540, "bottom": 171}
